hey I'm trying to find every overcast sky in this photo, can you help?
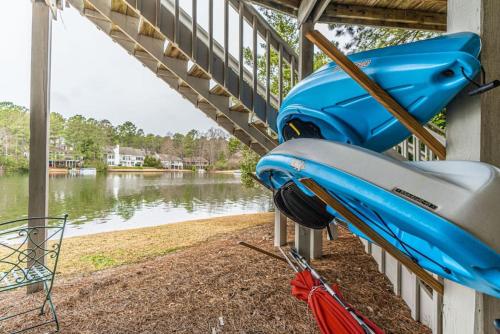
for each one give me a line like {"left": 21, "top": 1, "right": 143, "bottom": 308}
{"left": 0, "top": 0, "right": 334, "bottom": 135}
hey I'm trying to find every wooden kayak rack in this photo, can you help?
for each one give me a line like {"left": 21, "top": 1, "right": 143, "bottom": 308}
{"left": 299, "top": 178, "right": 444, "bottom": 295}
{"left": 305, "top": 30, "right": 447, "bottom": 160}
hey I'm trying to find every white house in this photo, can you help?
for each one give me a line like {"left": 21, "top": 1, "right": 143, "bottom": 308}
{"left": 156, "top": 154, "right": 184, "bottom": 170}
{"left": 105, "top": 145, "right": 146, "bottom": 167}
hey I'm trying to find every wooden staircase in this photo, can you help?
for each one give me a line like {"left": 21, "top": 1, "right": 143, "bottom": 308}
{"left": 68, "top": 0, "right": 299, "bottom": 155}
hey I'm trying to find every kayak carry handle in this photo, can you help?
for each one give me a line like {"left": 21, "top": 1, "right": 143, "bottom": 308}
{"left": 461, "top": 66, "right": 500, "bottom": 96}
{"left": 468, "top": 80, "right": 500, "bottom": 96}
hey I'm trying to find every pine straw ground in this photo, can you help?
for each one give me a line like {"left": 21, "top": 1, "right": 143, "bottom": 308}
{"left": 1, "top": 213, "right": 430, "bottom": 334}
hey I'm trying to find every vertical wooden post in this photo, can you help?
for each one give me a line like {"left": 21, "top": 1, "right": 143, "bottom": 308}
{"left": 293, "top": 20, "right": 320, "bottom": 261}
{"left": 274, "top": 210, "right": 287, "bottom": 247}
{"left": 444, "top": 1, "right": 500, "bottom": 333}
{"left": 28, "top": 0, "right": 52, "bottom": 294}
{"left": 310, "top": 229, "right": 322, "bottom": 259}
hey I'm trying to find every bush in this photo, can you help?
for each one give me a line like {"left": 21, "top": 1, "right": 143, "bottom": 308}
{"left": 143, "top": 155, "right": 162, "bottom": 168}
{"left": 240, "top": 147, "right": 260, "bottom": 187}
{"left": 84, "top": 159, "right": 108, "bottom": 172}
{"left": 0, "top": 156, "right": 29, "bottom": 173}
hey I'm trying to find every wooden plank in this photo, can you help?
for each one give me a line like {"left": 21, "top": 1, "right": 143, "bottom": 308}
{"left": 300, "top": 178, "right": 444, "bottom": 295}
{"left": 320, "top": 3, "right": 446, "bottom": 31}
{"left": 297, "top": 0, "right": 317, "bottom": 24}
{"left": 295, "top": 20, "right": 316, "bottom": 262}
{"left": 274, "top": 210, "right": 288, "bottom": 247}
{"left": 311, "top": 0, "right": 331, "bottom": 23}
{"left": 223, "top": 0, "right": 229, "bottom": 87}
{"left": 191, "top": 0, "right": 197, "bottom": 59}
{"left": 28, "top": 0, "right": 52, "bottom": 294}
{"left": 238, "top": 1, "right": 244, "bottom": 100}
{"left": 305, "top": 30, "right": 446, "bottom": 160}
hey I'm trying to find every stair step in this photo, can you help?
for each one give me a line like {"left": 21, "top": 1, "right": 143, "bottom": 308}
{"left": 84, "top": 8, "right": 108, "bottom": 21}
{"left": 109, "top": 27, "right": 130, "bottom": 41}
{"left": 233, "top": 129, "right": 252, "bottom": 145}
{"left": 179, "top": 85, "right": 199, "bottom": 104}
{"left": 250, "top": 142, "right": 267, "bottom": 156}
{"left": 157, "top": 66, "right": 176, "bottom": 80}
{"left": 197, "top": 101, "right": 217, "bottom": 119}
{"left": 111, "top": 0, "right": 138, "bottom": 18}
{"left": 139, "top": 19, "right": 163, "bottom": 40}
{"left": 216, "top": 115, "right": 235, "bottom": 130}
{"left": 210, "top": 84, "right": 230, "bottom": 97}
{"left": 188, "top": 64, "right": 211, "bottom": 80}
{"left": 165, "top": 43, "right": 189, "bottom": 61}
{"left": 134, "top": 49, "right": 156, "bottom": 63}
{"left": 229, "top": 103, "right": 248, "bottom": 113}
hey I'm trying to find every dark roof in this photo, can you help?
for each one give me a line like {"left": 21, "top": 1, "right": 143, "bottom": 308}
{"left": 119, "top": 147, "right": 146, "bottom": 157}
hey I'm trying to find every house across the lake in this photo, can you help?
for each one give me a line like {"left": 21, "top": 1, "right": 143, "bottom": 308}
{"left": 182, "top": 156, "right": 209, "bottom": 170}
{"left": 155, "top": 154, "right": 184, "bottom": 170}
{"left": 105, "top": 145, "right": 146, "bottom": 167}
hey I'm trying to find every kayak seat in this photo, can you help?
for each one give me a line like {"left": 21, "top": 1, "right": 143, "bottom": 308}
{"left": 274, "top": 181, "right": 333, "bottom": 229}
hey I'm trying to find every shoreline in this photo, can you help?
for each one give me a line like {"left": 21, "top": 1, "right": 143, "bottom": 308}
{"left": 43, "top": 168, "right": 241, "bottom": 174}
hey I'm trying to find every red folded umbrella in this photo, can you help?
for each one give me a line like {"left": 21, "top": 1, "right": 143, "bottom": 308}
{"left": 291, "top": 270, "right": 384, "bottom": 334}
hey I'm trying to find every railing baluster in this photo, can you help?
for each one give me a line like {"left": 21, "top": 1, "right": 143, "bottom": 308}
{"left": 192, "top": 0, "right": 197, "bottom": 60}
{"left": 174, "top": 0, "right": 179, "bottom": 45}
{"left": 291, "top": 56, "right": 295, "bottom": 87}
{"left": 414, "top": 136, "right": 421, "bottom": 161}
{"left": 238, "top": 1, "right": 244, "bottom": 100}
{"left": 224, "top": 0, "right": 229, "bottom": 86}
{"left": 252, "top": 16, "right": 258, "bottom": 113}
{"left": 208, "top": 0, "right": 213, "bottom": 73}
{"left": 266, "top": 31, "right": 271, "bottom": 121}
{"left": 278, "top": 44, "right": 283, "bottom": 106}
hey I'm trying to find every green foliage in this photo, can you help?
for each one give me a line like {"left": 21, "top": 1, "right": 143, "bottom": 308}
{"left": 228, "top": 137, "right": 241, "bottom": 155}
{"left": 0, "top": 102, "right": 241, "bottom": 173}
{"left": 143, "top": 155, "right": 162, "bottom": 168}
{"left": 430, "top": 111, "right": 446, "bottom": 130}
{"left": 240, "top": 146, "right": 260, "bottom": 187}
{"left": 328, "top": 25, "right": 438, "bottom": 53}
{"left": 182, "top": 130, "right": 199, "bottom": 158}
{"left": 84, "top": 159, "right": 108, "bottom": 172}
{"left": 0, "top": 155, "right": 29, "bottom": 173}
{"left": 244, "top": 9, "right": 328, "bottom": 99}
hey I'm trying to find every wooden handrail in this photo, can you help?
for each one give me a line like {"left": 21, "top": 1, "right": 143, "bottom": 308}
{"left": 299, "top": 178, "right": 444, "bottom": 295}
{"left": 305, "top": 30, "right": 446, "bottom": 160}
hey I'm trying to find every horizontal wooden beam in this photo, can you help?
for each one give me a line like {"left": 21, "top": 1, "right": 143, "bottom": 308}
{"left": 246, "top": 0, "right": 446, "bottom": 31}
{"left": 319, "top": 4, "right": 446, "bottom": 31}
{"left": 299, "top": 178, "right": 444, "bottom": 295}
{"left": 305, "top": 30, "right": 446, "bottom": 159}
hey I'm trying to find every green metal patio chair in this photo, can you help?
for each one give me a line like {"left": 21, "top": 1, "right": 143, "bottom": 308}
{"left": 0, "top": 215, "right": 67, "bottom": 333}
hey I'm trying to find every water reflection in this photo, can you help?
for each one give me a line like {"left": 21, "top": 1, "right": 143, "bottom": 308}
{"left": 0, "top": 172, "right": 273, "bottom": 237}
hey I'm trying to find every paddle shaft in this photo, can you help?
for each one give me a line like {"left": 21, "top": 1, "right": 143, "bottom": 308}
{"left": 237, "top": 241, "right": 287, "bottom": 263}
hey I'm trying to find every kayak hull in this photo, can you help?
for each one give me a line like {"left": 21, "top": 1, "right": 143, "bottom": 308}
{"left": 278, "top": 32, "right": 481, "bottom": 151}
{"left": 256, "top": 139, "right": 500, "bottom": 297}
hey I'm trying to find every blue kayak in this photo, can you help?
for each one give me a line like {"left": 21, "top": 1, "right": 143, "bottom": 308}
{"left": 256, "top": 139, "right": 500, "bottom": 297}
{"left": 278, "top": 32, "right": 481, "bottom": 151}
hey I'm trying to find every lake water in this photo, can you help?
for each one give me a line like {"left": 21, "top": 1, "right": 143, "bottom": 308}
{"left": 0, "top": 172, "right": 273, "bottom": 238}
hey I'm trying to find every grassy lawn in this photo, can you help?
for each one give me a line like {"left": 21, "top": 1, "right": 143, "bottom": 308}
{"left": 57, "top": 213, "right": 273, "bottom": 275}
